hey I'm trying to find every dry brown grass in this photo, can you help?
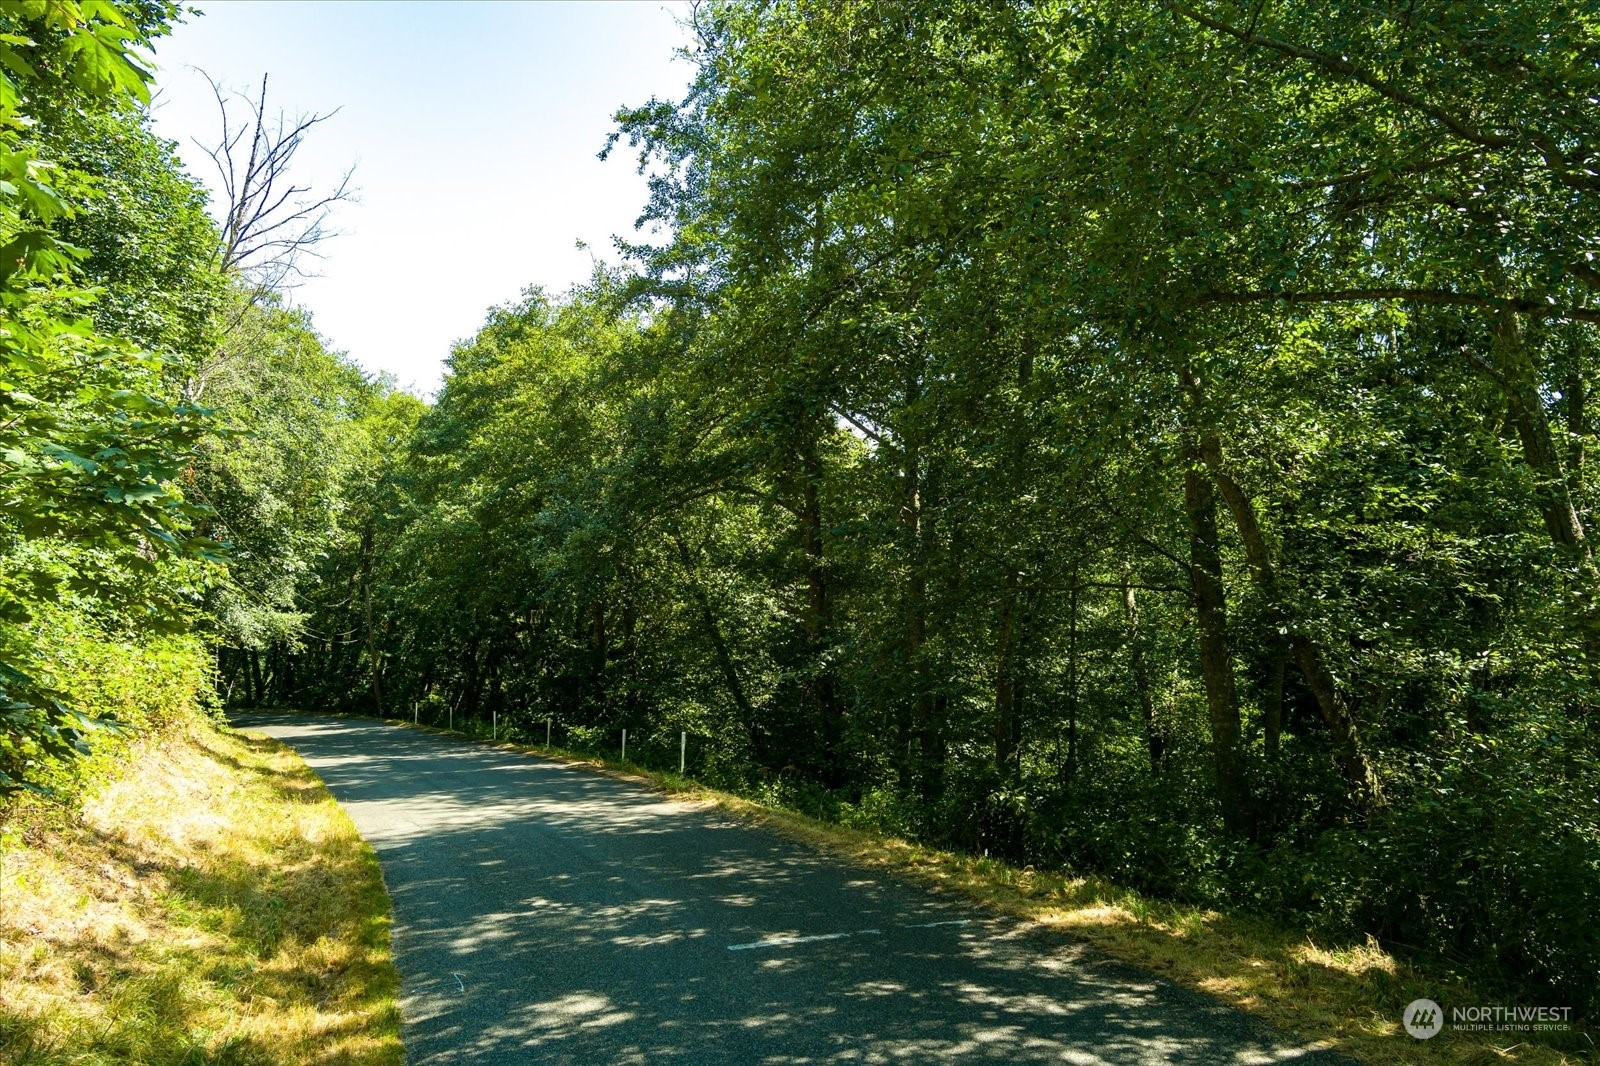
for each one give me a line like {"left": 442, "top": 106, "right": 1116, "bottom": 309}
{"left": 0, "top": 723, "right": 402, "bottom": 1066}
{"left": 394, "top": 717, "right": 1594, "bottom": 1066}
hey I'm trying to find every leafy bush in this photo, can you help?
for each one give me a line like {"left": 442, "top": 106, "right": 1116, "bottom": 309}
{"left": 1287, "top": 730, "right": 1600, "bottom": 1017}
{"left": 4, "top": 604, "right": 215, "bottom": 800}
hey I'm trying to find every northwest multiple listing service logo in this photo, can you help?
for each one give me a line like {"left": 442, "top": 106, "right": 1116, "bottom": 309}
{"left": 1403, "top": 999, "right": 1573, "bottom": 1040}
{"left": 1403, "top": 999, "right": 1444, "bottom": 1040}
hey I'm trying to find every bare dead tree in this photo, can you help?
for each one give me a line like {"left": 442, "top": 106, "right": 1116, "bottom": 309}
{"left": 196, "top": 70, "right": 356, "bottom": 293}
{"left": 182, "top": 71, "right": 356, "bottom": 402}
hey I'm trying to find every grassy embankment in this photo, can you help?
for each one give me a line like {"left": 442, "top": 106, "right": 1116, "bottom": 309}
{"left": 0, "top": 723, "right": 402, "bottom": 1066}
{"left": 403, "top": 713, "right": 1593, "bottom": 1066}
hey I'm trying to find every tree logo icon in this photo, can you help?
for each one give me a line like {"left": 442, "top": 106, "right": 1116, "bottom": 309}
{"left": 1403, "top": 999, "right": 1444, "bottom": 1039}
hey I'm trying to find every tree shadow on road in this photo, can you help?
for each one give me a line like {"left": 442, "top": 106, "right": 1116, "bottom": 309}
{"left": 245, "top": 713, "right": 1358, "bottom": 1065}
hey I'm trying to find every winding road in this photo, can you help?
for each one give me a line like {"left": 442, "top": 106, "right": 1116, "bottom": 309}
{"left": 238, "top": 714, "right": 1349, "bottom": 1064}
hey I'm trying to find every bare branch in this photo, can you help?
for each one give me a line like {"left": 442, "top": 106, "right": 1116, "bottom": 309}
{"left": 193, "top": 69, "right": 358, "bottom": 292}
{"left": 828, "top": 401, "right": 886, "bottom": 444}
{"left": 181, "top": 69, "right": 358, "bottom": 403}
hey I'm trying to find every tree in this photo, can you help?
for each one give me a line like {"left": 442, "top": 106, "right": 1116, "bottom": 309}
{"left": 0, "top": 0, "right": 223, "bottom": 792}
{"left": 198, "top": 71, "right": 355, "bottom": 292}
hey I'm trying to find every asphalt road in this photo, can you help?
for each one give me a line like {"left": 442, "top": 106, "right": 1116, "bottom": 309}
{"left": 237, "top": 714, "right": 1350, "bottom": 1065}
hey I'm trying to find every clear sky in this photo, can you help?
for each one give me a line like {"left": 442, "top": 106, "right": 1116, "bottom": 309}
{"left": 148, "top": 1, "right": 693, "bottom": 394}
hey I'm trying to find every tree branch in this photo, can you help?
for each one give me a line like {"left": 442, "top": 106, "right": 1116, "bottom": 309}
{"left": 1193, "top": 287, "right": 1600, "bottom": 325}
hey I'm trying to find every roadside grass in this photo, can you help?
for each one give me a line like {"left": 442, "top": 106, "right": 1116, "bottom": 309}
{"left": 689, "top": 792, "right": 1587, "bottom": 1066}
{"left": 386, "top": 713, "right": 1592, "bottom": 1066}
{"left": 0, "top": 723, "right": 402, "bottom": 1066}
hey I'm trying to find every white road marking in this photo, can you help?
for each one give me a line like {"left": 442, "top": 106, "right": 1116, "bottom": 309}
{"left": 452, "top": 972, "right": 466, "bottom": 992}
{"left": 905, "top": 919, "right": 971, "bottom": 929}
{"left": 727, "top": 928, "right": 883, "bottom": 951}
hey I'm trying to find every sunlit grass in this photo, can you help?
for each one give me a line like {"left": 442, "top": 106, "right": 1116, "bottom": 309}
{"left": 0, "top": 723, "right": 402, "bottom": 1065}
{"left": 397, "top": 715, "right": 1593, "bottom": 1066}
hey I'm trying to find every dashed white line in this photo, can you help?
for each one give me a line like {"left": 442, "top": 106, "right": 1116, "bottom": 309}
{"left": 727, "top": 929, "right": 883, "bottom": 951}
{"left": 727, "top": 920, "right": 972, "bottom": 951}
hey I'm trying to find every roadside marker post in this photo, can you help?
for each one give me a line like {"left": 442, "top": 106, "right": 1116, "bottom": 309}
{"left": 621, "top": 728, "right": 628, "bottom": 763}
{"left": 492, "top": 708, "right": 497, "bottom": 740}
{"left": 546, "top": 718, "right": 552, "bottom": 747}
{"left": 680, "top": 731, "right": 686, "bottom": 774}
{"left": 413, "top": 702, "right": 418, "bottom": 724}
{"left": 449, "top": 705, "right": 453, "bottom": 732}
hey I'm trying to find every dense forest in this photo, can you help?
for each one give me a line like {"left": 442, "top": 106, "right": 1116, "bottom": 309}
{"left": 5, "top": 0, "right": 1598, "bottom": 1028}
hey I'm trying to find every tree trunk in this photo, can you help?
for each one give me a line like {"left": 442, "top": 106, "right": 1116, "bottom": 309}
{"left": 278, "top": 644, "right": 294, "bottom": 702}
{"left": 1064, "top": 578, "right": 1080, "bottom": 783}
{"left": 672, "top": 531, "right": 756, "bottom": 732}
{"left": 1494, "top": 310, "right": 1589, "bottom": 556}
{"left": 1568, "top": 370, "right": 1587, "bottom": 489}
{"left": 248, "top": 648, "right": 264, "bottom": 708}
{"left": 799, "top": 431, "right": 843, "bottom": 784}
{"left": 1195, "top": 431, "right": 1383, "bottom": 811}
{"left": 1183, "top": 450, "right": 1253, "bottom": 838}
{"left": 487, "top": 652, "right": 504, "bottom": 730}
{"left": 360, "top": 522, "right": 383, "bottom": 717}
{"left": 1265, "top": 645, "right": 1286, "bottom": 761}
{"left": 588, "top": 599, "right": 607, "bottom": 711}
{"left": 1181, "top": 362, "right": 1382, "bottom": 812}
{"left": 457, "top": 642, "right": 480, "bottom": 725}
{"left": 994, "top": 338, "right": 1035, "bottom": 777}
{"left": 902, "top": 416, "right": 942, "bottom": 799}
{"left": 994, "top": 576, "right": 1020, "bottom": 773}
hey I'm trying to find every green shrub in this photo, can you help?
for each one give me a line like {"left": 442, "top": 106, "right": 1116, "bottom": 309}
{"left": 2, "top": 603, "right": 215, "bottom": 802}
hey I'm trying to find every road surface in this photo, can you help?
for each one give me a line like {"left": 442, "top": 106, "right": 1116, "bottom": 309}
{"left": 238, "top": 714, "right": 1348, "bottom": 1064}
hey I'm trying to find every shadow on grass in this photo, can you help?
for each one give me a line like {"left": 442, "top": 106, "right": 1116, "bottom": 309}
{"left": 736, "top": 791, "right": 1599, "bottom": 1065}
{"left": 0, "top": 729, "right": 402, "bottom": 1066}
{"left": 191, "top": 730, "right": 328, "bottom": 806}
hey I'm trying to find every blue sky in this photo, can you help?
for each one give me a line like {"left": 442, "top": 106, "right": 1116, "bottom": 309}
{"left": 149, "top": 1, "right": 693, "bottom": 393}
